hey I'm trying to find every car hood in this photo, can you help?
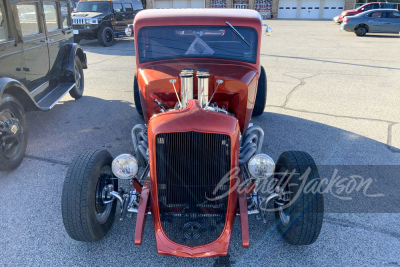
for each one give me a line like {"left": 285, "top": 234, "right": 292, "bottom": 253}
{"left": 345, "top": 9, "right": 358, "bottom": 14}
{"left": 72, "top": 12, "right": 106, "bottom": 18}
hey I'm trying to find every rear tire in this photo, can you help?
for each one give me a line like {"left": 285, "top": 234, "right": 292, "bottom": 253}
{"left": 98, "top": 26, "right": 115, "bottom": 47}
{"left": 69, "top": 55, "right": 84, "bottom": 99}
{"left": 355, "top": 26, "right": 367, "bottom": 36}
{"left": 134, "top": 76, "right": 143, "bottom": 116}
{"left": 61, "top": 149, "right": 118, "bottom": 242}
{"left": 0, "top": 95, "right": 27, "bottom": 171}
{"left": 252, "top": 66, "right": 267, "bottom": 117}
{"left": 274, "top": 151, "right": 324, "bottom": 245}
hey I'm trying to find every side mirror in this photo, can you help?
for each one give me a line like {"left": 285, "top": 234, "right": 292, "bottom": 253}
{"left": 263, "top": 24, "right": 272, "bottom": 36}
{"left": 114, "top": 8, "right": 121, "bottom": 13}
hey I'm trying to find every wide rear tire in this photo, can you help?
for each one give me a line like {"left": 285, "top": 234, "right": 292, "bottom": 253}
{"left": 274, "top": 151, "right": 324, "bottom": 245}
{"left": 61, "top": 149, "right": 118, "bottom": 242}
{"left": 252, "top": 66, "right": 267, "bottom": 117}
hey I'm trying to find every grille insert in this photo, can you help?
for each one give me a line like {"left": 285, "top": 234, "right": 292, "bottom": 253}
{"left": 156, "top": 132, "right": 231, "bottom": 247}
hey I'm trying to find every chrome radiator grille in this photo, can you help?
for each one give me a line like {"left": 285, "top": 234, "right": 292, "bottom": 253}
{"left": 72, "top": 18, "right": 87, "bottom": 25}
{"left": 156, "top": 132, "right": 231, "bottom": 247}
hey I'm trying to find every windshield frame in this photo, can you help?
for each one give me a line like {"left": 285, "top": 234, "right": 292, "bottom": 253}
{"left": 137, "top": 25, "right": 258, "bottom": 65}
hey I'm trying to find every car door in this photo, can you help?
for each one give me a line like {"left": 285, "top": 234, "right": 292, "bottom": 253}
{"left": 123, "top": 3, "right": 134, "bottom": 25}
{"left": 112, "top": 2, "right": 125, "bottom": 32}
{"left": 376, "top": 11, "right": 396, "bottom": 33}
{"left": 42, "top": 0, "right": 64, "bottom": 84}
{"left": 367, "top": 11, "right": 386, "bottom": 33}
{"left": 15, "top": 1, "right": 50, "bottom": 94}
{"left": 388, "top": 10, "right": 400, "bottom": 33}
{"left": 0, "top": 0, "right": 25, "bottom": 85}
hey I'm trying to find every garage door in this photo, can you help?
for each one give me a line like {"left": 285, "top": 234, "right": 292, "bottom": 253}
{"left": 155, "top": 0, "right": 205, "bottom": 8}
{"left": 300, "top": 0, "right": 320, "bottom": 19}
{"left": 191, "top": 0, "right": 204, "bottom": 7}
{"left": 278, "top": 0, "right": 298, "bottom": 19}
{"left": 172, "top": 0, "right": 188, "bottom": 8}
{"left": 322, "top": 0, "right": 345, "bottom": 19}
{"left": 155, "top": 0, "right": 170, "bottom": 8}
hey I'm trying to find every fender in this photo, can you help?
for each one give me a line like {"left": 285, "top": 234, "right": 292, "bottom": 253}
{"left": 0, "top": 78, "right": 40, "bottom": 112}
{"left": 51, "top": 43, "right": 87, "bottom": 85}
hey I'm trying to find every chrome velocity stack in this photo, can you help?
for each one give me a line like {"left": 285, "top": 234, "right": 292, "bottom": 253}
{"left": 197, "top": 69, "right": 210, "bottom": 108}
{"left": 180, "top": 68, "right": 194, "bottom": 108}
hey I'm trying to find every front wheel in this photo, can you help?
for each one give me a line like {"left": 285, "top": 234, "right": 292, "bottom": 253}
{"left": 274, "top": 151, "right": 324, "bottom": 245}
{"left": 98, "top": 26, "right": 115, "bottom": 47}
{"left": 0, "top": 95, "right": 27, "bottom": 171}
{"left": 69, "top": 55, "right": 84, "bottom": 99}
{"left": 61, "top": 149, "right": 118, "bottom": 242}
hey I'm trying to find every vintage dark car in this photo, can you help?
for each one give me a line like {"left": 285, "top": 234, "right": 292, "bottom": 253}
{"left": 61, "top": 9, "right": 324, "bottom": 257}
{"left": 0, "top": 0, "right": 87, "bottom": 171}
{"left": 72, "top": 0, "right": 143, "bottom": 46}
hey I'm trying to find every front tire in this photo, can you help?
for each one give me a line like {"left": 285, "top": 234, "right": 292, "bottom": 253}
{"left": 98, "top": 26, "right": 115, "bottom": 47}
{"left": 61, "top": 149, "right": 118, "bottom": 242}
{"left": 252, "top": 66, "right": 267, "bottom": 117}
{"left": 0, "top": 95, "right": 27, "bottom": 171}
{"left": 133, "top": 76, "right": 143, "bottom": 116}
{"left": 274, "top": 151, "right": 324, "bottom": 245}
{"left": 69, "top": 55, "right": 84, "bottom": 99}
{"left": 355, "top": 26, "right": 367, "bottom": 36}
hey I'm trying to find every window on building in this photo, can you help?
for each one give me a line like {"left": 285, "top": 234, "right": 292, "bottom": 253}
{"left": 17, "top": 4, "right": 40, "bottom": 36}
{"left": 43, "top": 2, "right": 59, "bottom": 31}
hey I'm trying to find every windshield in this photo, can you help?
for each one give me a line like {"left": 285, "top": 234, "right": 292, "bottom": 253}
{"left": 76, "top": 2, "right": 111, "bottom": 12}
{"left": 137, "top": 26, "right": 258, "bottom": 64}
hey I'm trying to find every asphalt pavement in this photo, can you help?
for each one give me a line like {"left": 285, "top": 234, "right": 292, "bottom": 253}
{"left": 1, "top": 20, "right": 400, "bottom": 266}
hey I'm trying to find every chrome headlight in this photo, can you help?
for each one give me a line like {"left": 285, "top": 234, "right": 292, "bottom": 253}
{"left": 112, "top": 154, "right": 138, "bottom": 179}
{"left": 248, "top": 154, "right": 275, "bottom": 179}
{"left": 90, "top": 18, "right": 98, "bottom": 24}
{"left": 85, "top": 19, "right": 90, "bottom": 24}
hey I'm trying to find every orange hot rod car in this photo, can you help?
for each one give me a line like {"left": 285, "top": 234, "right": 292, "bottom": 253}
{"left": 61, "top": 9, "right": 324, "bottom": 257}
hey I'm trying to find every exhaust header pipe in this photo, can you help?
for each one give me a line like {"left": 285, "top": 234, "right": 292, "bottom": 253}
{"left": 180, "top": 68, "right": 194, "bottom": 108}
{"left": 197, "top": 68, "right": 210, "bottom": 108}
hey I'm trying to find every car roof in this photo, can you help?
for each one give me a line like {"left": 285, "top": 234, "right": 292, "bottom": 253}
{"left": 134, "top": 8, "right": 262, "bottom": 30}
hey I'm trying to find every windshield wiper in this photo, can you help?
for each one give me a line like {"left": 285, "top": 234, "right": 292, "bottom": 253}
{"left": 226, "top": 21, "right": 250, "bottom": 47}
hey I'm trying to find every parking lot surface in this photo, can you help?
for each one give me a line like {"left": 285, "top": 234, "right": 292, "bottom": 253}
{"left": 1, "top": 20, "right": 400, "bottom": 266}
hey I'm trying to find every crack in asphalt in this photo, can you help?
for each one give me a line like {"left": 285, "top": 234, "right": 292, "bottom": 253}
{"left": 281, "top": 73, "right": 319, "bottom": 107}
{"left": 88, "top": 56, "right": 121, "bottom": 65}
{"left": 261, "top": 54, "right": 400, "bottom": 70}
{"left": 25, "top": 155, "right": 70, "bottom": 166}
{"left": 324, "top": 216, "right": 400, "bottom": 239}
{"left": 267, "top": 105, "right": 397, "bottom": 124}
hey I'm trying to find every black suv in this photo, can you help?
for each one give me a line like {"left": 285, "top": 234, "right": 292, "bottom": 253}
{"left": 0, "top": 0, "right": 87, "bottom": 171}
{"left": 72, "top": 0, "right": 143, "bottom": 46}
